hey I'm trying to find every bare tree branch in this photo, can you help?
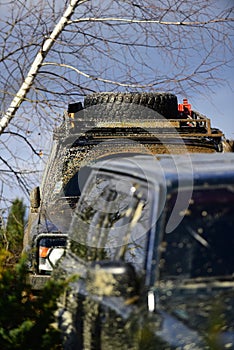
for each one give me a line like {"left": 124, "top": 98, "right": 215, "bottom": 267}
{"left": 0, "top": 155, "right": 29, "bottom": 194}
{"left": 3, "top": 131, "right": 41, "bottom": 156}
{"left": 68, "top": 16, "right": 234, "bottom": 26}
{"left": 0, "top": 0, "right": 86, "bottom": 134}
{"left": 0, "top": 0, "right": 233, "bottom": 201}
{"left": 41, "top": 62, "right": 156, "bottom": 88}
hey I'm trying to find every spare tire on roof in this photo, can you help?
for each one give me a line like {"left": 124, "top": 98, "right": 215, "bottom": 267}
{"left": 84, "top": 92, "right": 178, "bottom": 119}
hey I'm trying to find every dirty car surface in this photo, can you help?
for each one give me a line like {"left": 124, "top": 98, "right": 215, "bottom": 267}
{"left": 24, "top": 92, "right": 232, "bottom": 289}
{"left": 54, "top": 153, "right": 234, "bottom": 349}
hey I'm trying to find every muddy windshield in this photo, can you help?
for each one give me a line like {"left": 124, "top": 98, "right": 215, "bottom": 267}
{"left": 69, "top": 172, "right": 151, "bottom": 271}
{"left": 159, "top": 186, "right": 234, "bottom": 281}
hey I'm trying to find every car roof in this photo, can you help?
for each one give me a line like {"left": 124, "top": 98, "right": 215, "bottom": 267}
{"left": 91, "top": 153, "right": 234, "bottom": 189}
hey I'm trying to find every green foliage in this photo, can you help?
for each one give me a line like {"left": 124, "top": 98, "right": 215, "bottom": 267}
{"left": 5, "top": 198, "right": 26, "bottom": 255}
{"left": 0, "top": 198, "right": 26, "bottom": 264}
{"left": 0, "top": 249, "right": 66, "bottom": 350}
{"left": 0, "top": 213, "right": 6, "bottom": 251}
{"left": 205, "top": 299, "right": 227, "bottom": 350}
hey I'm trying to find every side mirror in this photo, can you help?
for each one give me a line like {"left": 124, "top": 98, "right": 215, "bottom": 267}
{"left": 30, "top": 186, "right": 41, "bottom": 212}
{"left": 87, "top": 260, "right": 140, "bottom": 301}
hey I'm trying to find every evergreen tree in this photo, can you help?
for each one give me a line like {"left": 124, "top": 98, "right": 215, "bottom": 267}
{"left": 0, "top": 214, "right": 5, "bottom": 250}
{"left": 6, "top": 199, "right": 26, "bottom": 257}
{"left": 0, "top": 250, "right": 64, "bottom": 349}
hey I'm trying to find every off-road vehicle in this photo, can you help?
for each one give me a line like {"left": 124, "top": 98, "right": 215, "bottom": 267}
{"left": 23, "top": 92, "right": 231, "bottom": 289}
{"left": 54, "top": 152, "right": 234, "bottom": 350}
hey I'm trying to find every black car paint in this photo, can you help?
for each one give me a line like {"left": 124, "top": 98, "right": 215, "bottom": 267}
{"left": 54, "top": 153, "right": 234, "bottom": 349}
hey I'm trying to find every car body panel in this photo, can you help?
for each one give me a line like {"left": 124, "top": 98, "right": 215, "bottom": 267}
{"left": 54, "top": 153, "right": 234, "bottom": 349}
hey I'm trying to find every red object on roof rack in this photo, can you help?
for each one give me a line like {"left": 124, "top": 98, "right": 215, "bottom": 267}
{"left": 178, "top": 98, "right": 192, "bottom": 116}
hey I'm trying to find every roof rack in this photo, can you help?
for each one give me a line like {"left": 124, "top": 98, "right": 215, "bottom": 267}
{"left": 64, "top": 115, "right": 223, "bottom": 139}
{"left": 54, "top": 98, "right": 224, "bottom": 140}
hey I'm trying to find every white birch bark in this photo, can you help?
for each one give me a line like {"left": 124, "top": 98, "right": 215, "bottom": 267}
{"left": 0, "top": 0, "right": 82, "bottom": 134}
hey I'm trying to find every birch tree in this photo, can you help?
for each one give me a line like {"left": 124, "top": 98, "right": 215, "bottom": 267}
{"left": 0, "top": 0, "right": 85, "bottom": 134}
{"left": 0, "top": 0, "right": 233, "bottom": 205}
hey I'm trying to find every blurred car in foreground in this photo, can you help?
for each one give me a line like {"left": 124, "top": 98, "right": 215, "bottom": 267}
{"left": 54, "top": 153, "right": 234, "bottom": 349}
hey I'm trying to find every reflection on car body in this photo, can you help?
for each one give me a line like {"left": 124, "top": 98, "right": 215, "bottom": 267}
{"left": 54, "top": 153, "right": 234, "bottom": 350}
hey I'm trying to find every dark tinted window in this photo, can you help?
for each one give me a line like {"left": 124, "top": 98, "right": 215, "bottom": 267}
{"left": 69, "top": 171, "right": 151, "bottom": 271}
{"left": 159, "top": 186, "right": 234, "bottom": 280}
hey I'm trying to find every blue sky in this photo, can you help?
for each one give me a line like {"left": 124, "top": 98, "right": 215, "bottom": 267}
{"left": 183, "top": 0, "right": 234, "bottom": 140}
{"left": 187, "top": 83, "right": 234, "bottom": 140}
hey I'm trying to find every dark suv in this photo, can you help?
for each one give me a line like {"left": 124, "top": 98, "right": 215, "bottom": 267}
{"left": 54, "top": 152, "right": 234, "bottom": 349}
{"left": 23, "top": 92, "right": 230, "bottom": 290}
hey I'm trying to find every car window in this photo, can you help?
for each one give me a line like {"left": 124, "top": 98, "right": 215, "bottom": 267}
{"left": 158, "top": 186, "right": 234, "bottom": 280}
{"left": 69, "top": 171, "right": 152, "bottom": 271}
